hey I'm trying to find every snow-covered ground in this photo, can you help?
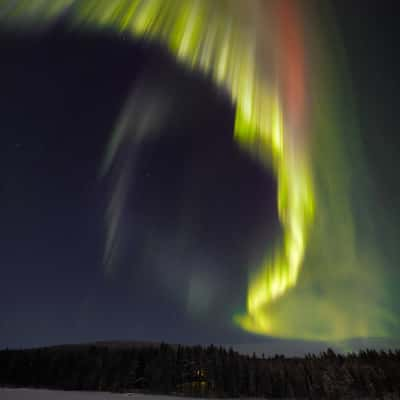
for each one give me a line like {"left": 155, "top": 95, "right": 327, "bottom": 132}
{"left": 0, "top": 389, "right": 205, "bottom": 400}
{"left": 0, "top": 389, "right": 382, "bottom": 400}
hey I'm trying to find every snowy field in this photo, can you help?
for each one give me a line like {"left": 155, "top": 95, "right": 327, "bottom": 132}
{"left": 0, "top": 389, "right": 381, "bottom": 400}
{"left": 0, "top": 389, "right": 210, "bottom": 400}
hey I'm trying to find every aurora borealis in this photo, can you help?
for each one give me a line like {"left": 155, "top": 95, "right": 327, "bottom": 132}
{"left": 1, "top": 0, "right": 399, "bottom": 349}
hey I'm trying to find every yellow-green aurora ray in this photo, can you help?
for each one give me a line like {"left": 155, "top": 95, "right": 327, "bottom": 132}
{"left": 2, "top": 0, "right": 397, "bottom": 342}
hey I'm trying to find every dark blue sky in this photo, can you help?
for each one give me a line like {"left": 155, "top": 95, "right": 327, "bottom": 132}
{"left": 0, "top": 1, "right": 399, "bottom": 352}
{"left": 0, "top": 28, "right": 278, "bottom": 348}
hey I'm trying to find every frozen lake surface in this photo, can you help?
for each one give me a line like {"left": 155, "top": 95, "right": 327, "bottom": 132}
{"left": 0, "top": 389, "right": 207, "bottom": 400}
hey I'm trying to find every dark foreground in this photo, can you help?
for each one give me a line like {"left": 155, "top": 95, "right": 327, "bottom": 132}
{"left": 1, "top": 389, "right": 230, "bottom": 399}
{"left": 1, "top": 343, "right": 400, "bottom": 399}
{"left": 1, "top": 388, "right": 138, "bottom": 399}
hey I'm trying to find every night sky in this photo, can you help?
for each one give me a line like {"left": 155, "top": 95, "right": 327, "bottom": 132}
{"left": 1, "top": 0, "right": 399, "bottom": 353}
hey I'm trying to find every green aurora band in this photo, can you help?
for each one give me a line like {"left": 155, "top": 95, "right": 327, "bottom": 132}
{"left": 2, "top": 0, "right": 398, "bottom": 342}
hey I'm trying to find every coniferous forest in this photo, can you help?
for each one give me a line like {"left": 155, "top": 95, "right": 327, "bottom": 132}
{"left": 1, "top": 342, "right": 400, "bottom": 399}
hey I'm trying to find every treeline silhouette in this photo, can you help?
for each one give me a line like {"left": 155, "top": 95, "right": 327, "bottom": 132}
{"left": 1, "top": 342, "right": 400, "bottom": 398}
